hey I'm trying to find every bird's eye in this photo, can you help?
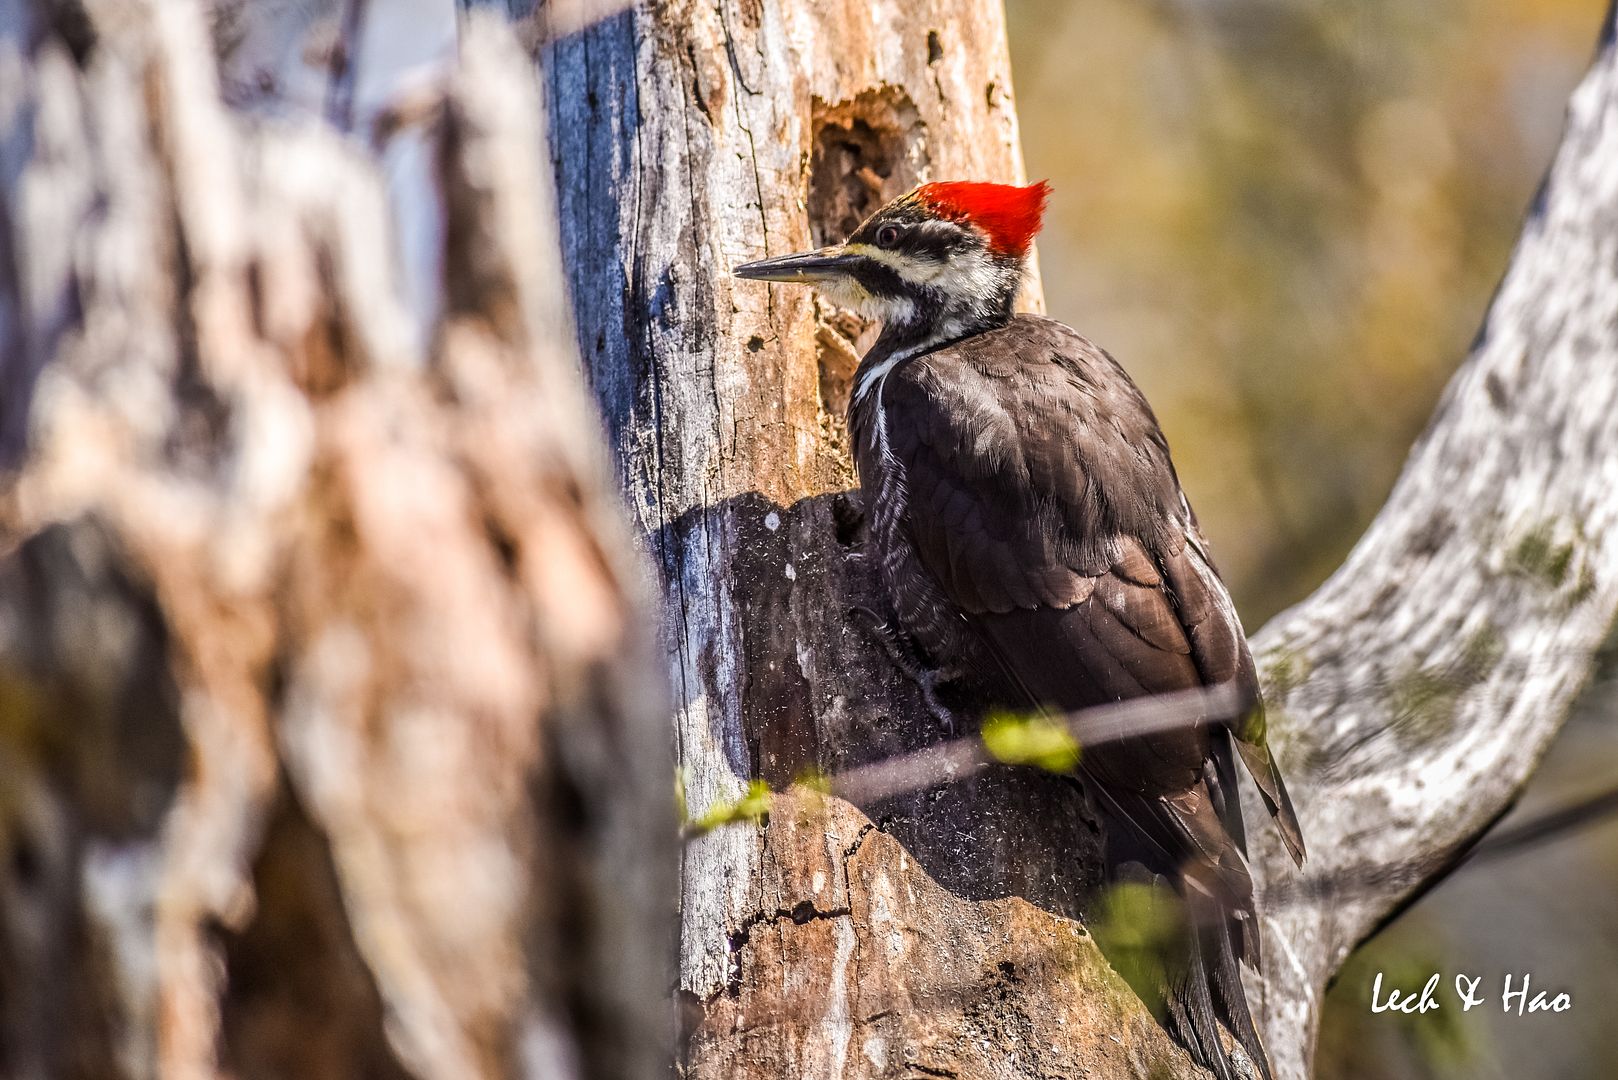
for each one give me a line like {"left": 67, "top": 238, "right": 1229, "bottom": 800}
{"left": 875, "top": 224, "right": 902, "bottom": 248}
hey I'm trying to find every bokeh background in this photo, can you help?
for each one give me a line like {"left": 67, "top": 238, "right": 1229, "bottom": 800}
{"left": 1002, "top": 1, "right": 1616, "bottom": 1075}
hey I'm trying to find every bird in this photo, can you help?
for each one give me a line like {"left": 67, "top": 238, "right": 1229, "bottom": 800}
{"left": 733, "top": 179, "right": 1306, "bottom": 1080}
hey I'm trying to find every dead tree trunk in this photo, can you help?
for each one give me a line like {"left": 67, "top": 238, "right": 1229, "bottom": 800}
{"left": 547, "top": 3, "right": 1618, "bottom": 1080}
{"left": 0, "top": 6, "right": 670, "bottom": 1080}
{"left": 544, "top": 2, "right": 1236, "bottom": 1079}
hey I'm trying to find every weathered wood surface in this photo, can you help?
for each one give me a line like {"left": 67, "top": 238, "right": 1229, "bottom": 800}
{"left": 548, "top": 2, "right": 1618, "bottom": 1080}
{"left": 544, "top": 2, "right": 1216, "bottom": 1078}
{"left": 0, "top": 7, "right": 669, "bottom": 1080}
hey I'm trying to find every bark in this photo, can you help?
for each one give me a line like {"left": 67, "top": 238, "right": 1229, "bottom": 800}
{"left": 544, "top": 2, "right": 1211, "bottom": 1078}
{"left": 0, "top": 6, "right": 670, "bottom": 1080}
{"left": 546, "top": 3, "right": 1618, "bottom": 1080}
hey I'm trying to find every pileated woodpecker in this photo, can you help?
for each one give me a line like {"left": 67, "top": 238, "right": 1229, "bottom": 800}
{"left": 735, "top": 180, "right": 1306, "bottom": 1080}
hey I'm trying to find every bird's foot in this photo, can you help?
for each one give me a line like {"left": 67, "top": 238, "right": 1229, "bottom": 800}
{"left": 849, "top": 606, "right": 961, "bottom": 735}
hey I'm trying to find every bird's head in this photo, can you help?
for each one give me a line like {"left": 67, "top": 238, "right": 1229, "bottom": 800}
{"left": 734, "top": 180, "right": 1049, "bottom": 336}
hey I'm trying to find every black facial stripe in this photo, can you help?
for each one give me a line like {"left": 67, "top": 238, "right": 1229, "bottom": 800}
{"left": 904, "top": 220, "right": 975, "bottom": 262}
{"left": 838, "top": 199, "right": 1008, "bottom": 326}
{"left": 850, "top": 211, "right": 981, "bottom": 266}
{"left": 850, "top": 257, "right": 912, "bottom": 298}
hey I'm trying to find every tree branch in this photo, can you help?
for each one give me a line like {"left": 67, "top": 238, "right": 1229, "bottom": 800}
{"left": 1248, "top": 6, "right": 1618, "bottom": 1073}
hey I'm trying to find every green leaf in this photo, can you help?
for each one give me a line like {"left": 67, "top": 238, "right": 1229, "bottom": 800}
{"left": 793, "top": 768, "right": 832, "bottom": 795}
{"left": 1090, "top": 882, "right": 1190, "bottom": 1018}
{"left": 981, "top": 712, "right": 1082, "bottom": 773}
{"left": 683, "top": 779, "right": 774, "bottom": 837}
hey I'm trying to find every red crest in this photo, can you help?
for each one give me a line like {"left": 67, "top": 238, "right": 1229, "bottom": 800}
{"left": 915, "top": 180, "right": 1051, "bottom": 257}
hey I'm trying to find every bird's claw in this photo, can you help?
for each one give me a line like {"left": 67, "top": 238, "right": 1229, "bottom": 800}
{"left": 848, "top": 606, "right": 960, "bottom": 735}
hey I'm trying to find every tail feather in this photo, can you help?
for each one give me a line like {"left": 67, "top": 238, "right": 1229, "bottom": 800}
{"left": 1201, "top": 894, "right": 1273, "bottom": 1080}
{"left": 1166, "top": 914, "right": 1239, "bottom": 1080}
{"left": 1159, "top": 890, "right": 1274, "bottom": 1080}
{"left": 1102, "top": 773, "right": 1277, "bottom": 1080}
{"left": 1109, "top": 865, "right": 1272, "bottom": 1080}
{"left": 1232, "top": 727, "right": 1307, "bottom": 866}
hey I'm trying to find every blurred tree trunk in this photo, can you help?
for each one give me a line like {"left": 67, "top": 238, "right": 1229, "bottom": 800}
{"left": 546, "top": 3, "right": 1618, "bottom": 1080}
{"left": 0, "top": 5, "right": 670, "bottom": 1080}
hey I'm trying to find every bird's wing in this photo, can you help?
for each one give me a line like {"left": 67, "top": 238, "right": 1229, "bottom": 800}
{"left": 877, "top": 317, "right": 1301, "bottom": 1080}
{"left": 878, "top": 317, "right": 1302, "bottom": 875}
{"left": 1165, "top": 525, "right": 1307, "bottom": 865}
{"left": 880, "top": 318, "right": 1211, "bottom": 719}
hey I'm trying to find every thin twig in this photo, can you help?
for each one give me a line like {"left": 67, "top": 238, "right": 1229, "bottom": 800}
{"left": 828, "top": 683, "right": 1245, "bottom": 805}
{"left": 1258, "top": 781, "right": 1618, "bottom": 911}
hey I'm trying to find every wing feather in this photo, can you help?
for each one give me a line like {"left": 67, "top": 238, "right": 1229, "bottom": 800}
{"left": 874, "top": 313, "right": 1305, "bottom": 912}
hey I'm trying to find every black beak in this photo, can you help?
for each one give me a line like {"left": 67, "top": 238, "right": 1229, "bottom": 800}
{"left": 732, "top": 246, "right": 861, "bottom": 283}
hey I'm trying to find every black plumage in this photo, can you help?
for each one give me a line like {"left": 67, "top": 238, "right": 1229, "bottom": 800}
{"left": 856, "top": 315, "right": 1304, "bottom": 1079}
{"left": 736, "top": 181, "right": 1306, "bottom": 1080}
